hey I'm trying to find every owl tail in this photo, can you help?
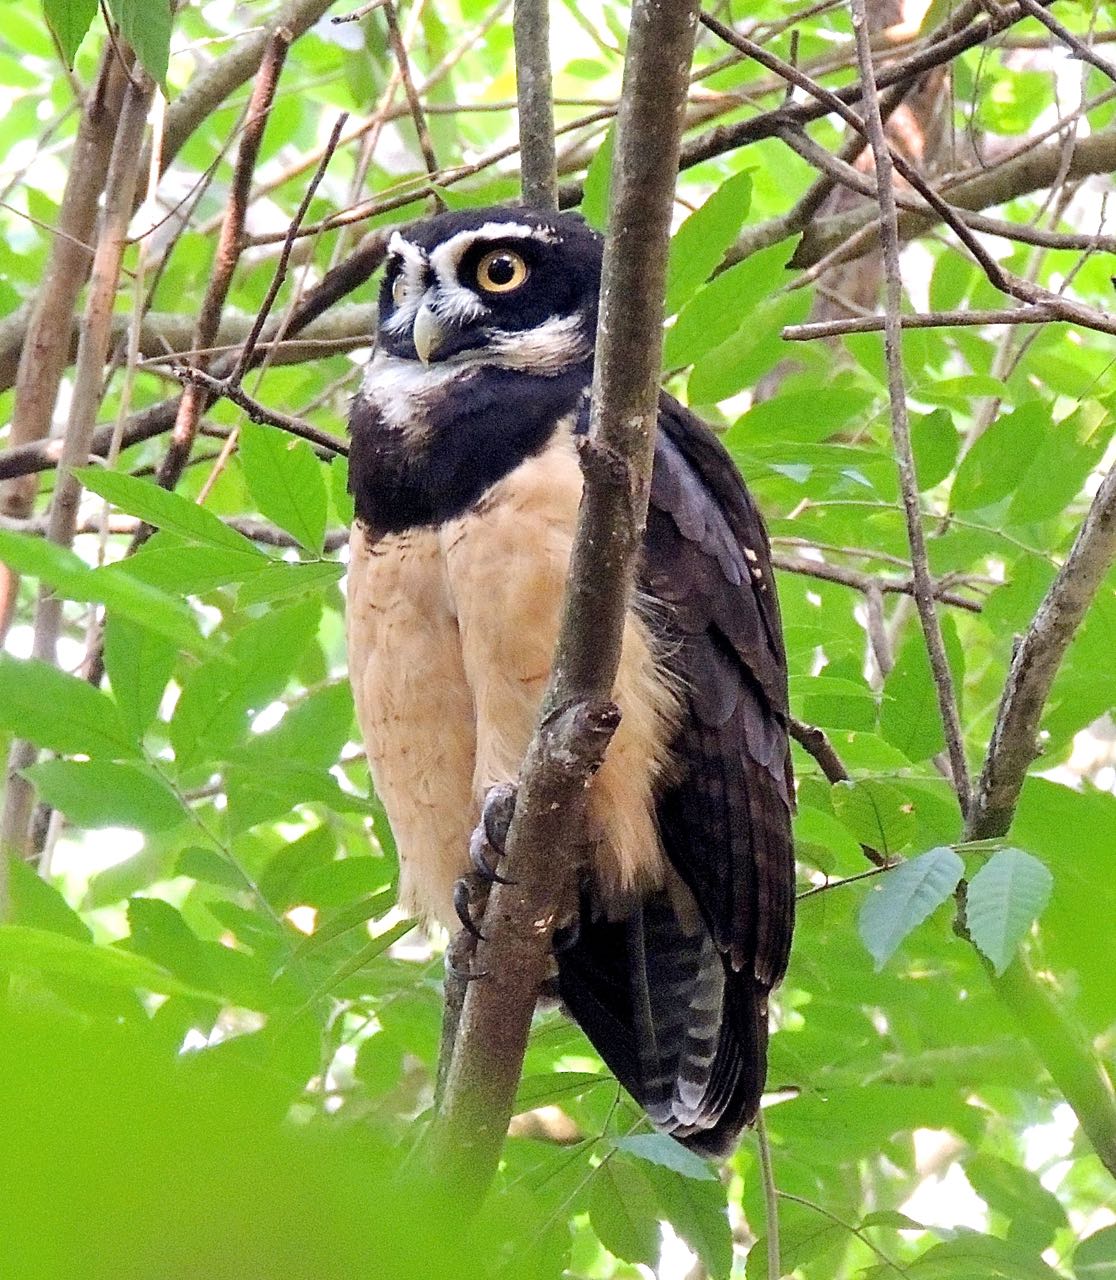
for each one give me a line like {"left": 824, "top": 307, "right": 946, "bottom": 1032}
{"left": 556, "top": 890, "right": 767, "bottom": 1158}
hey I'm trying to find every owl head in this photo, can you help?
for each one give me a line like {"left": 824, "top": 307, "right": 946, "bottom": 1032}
{"left": 374, "top": 206, "right": 603, "bottom": 370}
{"left": 349, "top": 208, "right": 605, "bottom": 533}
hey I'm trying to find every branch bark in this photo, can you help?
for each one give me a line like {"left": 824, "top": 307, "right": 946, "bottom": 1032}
{"left": 427, "top": 0, "right": 702, "bottom": 1191}
{"left": 513, "top": 0, "right": 558, "bottom": 209}
{"left": 1, "top": 69, "right": 155, "bottom": 867}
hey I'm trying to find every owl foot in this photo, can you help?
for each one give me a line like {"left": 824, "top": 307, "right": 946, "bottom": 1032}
{"left": 468, "top": 782, "right": 518, "bottom": 885}
{"left": 453, "top": 873, "right": 488, "bottom": 942}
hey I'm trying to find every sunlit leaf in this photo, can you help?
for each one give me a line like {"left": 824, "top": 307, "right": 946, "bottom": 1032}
{"left": 965, "top": 847, "right": 1053, "bottom": 975}
{"left": 858, "top": 845, "right": 964, "bottom": 969}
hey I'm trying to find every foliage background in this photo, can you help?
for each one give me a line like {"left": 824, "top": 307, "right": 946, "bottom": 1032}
{"left": 0, "top": 0, "right": 1114, "bottom": 1275}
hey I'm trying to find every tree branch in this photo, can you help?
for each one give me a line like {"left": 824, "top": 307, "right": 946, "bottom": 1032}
{"left": 513, "top": 0, "right": 557, "bottom": 209}
{"left": 849, "top": 0, "right": 971, "bottom": 814}
{"left": 1, "top": 68, "right": 155, "bottom": 868}
{"left": 427, "top": 0, "right": 702, "bottom": 1190}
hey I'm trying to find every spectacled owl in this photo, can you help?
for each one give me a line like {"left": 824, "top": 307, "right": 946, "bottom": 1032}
{"left": 346, "top": 207, "right": 794, "bottom": 1156}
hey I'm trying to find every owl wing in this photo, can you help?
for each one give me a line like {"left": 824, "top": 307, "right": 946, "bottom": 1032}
{"left": 556, "top": 395, "right": 794, "bottom": 1155}
{"left": 645, "top": 392, "right": 795, "bottom": 990}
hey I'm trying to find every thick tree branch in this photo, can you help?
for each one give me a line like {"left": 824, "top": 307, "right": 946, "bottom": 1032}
{"left": 428, "top": 0, "right": 701, "bottom": 1190}
{"left": 513, "top": 0, "right": 558, "bottom": 209}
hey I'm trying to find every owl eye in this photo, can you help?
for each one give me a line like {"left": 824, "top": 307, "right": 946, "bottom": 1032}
{"left": 475, "top": 249, "right": 528, "bottom": 294}
{"left": 391, "top": 274, "right": 408, "bottom": 307}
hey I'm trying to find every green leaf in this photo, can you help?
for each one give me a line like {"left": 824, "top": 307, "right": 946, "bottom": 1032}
{"left": 880, "top": 620, "right": 964, "bottom": 764}
{"left": 23, "top": 760, "right": 185, "bottom": 831}
{"left": 965, "top": 847, "right": 1053, "bottom": 975}
{"left": 105, "top": 0, "right": 172, "bottom": 83}
{"left": 239, "top": 423, "right": 329, "bottom": 555}
{"left": 612, "top": 1133, "right": 716, "bottom": 1181}
{"left": 75, "top": 468, "right": 261, "bottom": 555}
{"left": 579, "top": 123, "right": 614, "bottom": 231}
{"left": 664, "top": 239, "right": 794, "bottom": 369}
{"left": 832, "top": 779, "right": 917, "bottom": 857}
{"left": 1076, "top": 1225, "right": 1116, "bottom": 1278}
{"left": 664, "top": 169, "right": 752, "bottom": 314}
{"left": 588, "top": 1156, "right": 661, "bottom": 1266}
{"left": 288, "top": 888, "right": 396, "bottom": 959}
{"left": 330, "top": 455, "right": 355, "bottom": 526}
{"left": 899, "top": 1230, "right": 1063, "bottom": 1279}
{"left": 0, "top": 925, "right": 218, "bottom": 999}
{"left": 513, "top": 1071, "right": 610, "bottom": 1113}
{"left": 103, "top": 615, "right": 176, "bottom": 738}
{"left": 647, "top": 1165, "right": 732, "bottom": 1280}
{"left": 7, "top": 856, "right": 91, "bottom": 942}
{"left": 170, "top": 598, "right": 321, "bottom": 768}
{"left": 688, "top": 290, "right": 810, "bottom": 403}
{"left": 858, "top": 845, "right": 964, "bottom": 969}
{"left": 1007, "top": 400, "right": 1110, "bottom": 525}
{"left": 0, "top": 655, "right": 136, "bottom": 758}
{"left": 123, "top": 541, "right": 269, "bottom": 595}
{"left": 236, "top": 560, "right": 343, "bottom": 607}
{"left": 963, "top": 1154, "right": 1067, "bottom": 1250}
{"left": 911, "top": 408, "right": 959, "bottom": 490}
{"left": 0, "top": 529, "right": 207, "bottom": 654}
{"left": 949, "top": 403, "right": 1047, "bottom": 511}
{"left": 42, "top": 0, "right": 97, "bottom": 64}
{"left": 176, "top": 846, "right": 245, "bottom": 890}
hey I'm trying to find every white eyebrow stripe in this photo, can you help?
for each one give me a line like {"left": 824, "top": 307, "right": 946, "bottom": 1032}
{"left": 382, "top": 234, "right": 430, "bottom": 334}
{"left": 427, "top": 221, "right": 555, "bottom": 287}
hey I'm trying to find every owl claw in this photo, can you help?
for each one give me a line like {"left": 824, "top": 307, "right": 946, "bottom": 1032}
{"left": 453, "top": 875, "right": 486, "bottom": 941}
{"left": 469, "top": 783, "right": 519, "bottom": 885}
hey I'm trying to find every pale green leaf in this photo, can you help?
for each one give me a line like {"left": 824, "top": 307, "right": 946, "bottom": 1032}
{"left": 858, "top": 845, "right": 964, "bottom": 969}
{"left": 239, "top": 423, "right": 328, "bottom": 555}
{"left": 0, "top": 655, "right": 136, "bottom": 758}
{"left": 588, "top": 1156, "right": 661, "bottom": 1266}
{"left": 965, "top": 847, "right": 1053, "bottom": 975}
{"left": 42, "top": 0, "right": 97, "bottom": 64}
{"left": 664, "top": 168, "right": 752, "bottom": 314}
{"left": 23, "top": 760, "right": 185, "bottom": 831}
{"left": 613, "top": 1133, "right": 716, "bottom": 1181}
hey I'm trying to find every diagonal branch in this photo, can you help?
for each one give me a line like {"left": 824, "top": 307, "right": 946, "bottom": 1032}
{"left": 427, "top": 0, "right": 702, "bottom": 1191}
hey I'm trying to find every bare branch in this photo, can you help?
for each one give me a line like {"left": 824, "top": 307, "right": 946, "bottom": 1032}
{"left": 849, "top": 0, "right": 971, "bottom": 814}
{"left": 429, "top": 0, "right": 702, "bottom": 1189}
{"left": 772, "top": 553, "right": 984, "bottom": 612}
{"left": 513, "top": 0, "right": 558, "bottom": 209}
{"left": 1015, "top": 0, "right": 1116, "bottom": 83}
{"left": 783, "top": 305, "right": 1067, "bottom": 341}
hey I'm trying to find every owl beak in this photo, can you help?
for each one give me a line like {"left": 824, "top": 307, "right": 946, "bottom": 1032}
{"left": 412, "top": 304, "right": 447, "bottom": 365}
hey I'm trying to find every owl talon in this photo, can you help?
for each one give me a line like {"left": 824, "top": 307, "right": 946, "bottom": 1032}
{"left": 453, "top": 875, "right": 486, "bottom": 941}
{"left": 469, "top": 824, "right": 514, "bottom": 885}
{"left": 482, "top": 782, "right": 518, "bottom": 855}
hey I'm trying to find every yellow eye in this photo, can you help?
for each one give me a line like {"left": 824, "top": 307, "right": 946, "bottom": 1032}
{"left": 476, "top": 249, "right": 528, "bottom": 294}
{"left": 391, "top": 274, "right": 408, "bottom": 307}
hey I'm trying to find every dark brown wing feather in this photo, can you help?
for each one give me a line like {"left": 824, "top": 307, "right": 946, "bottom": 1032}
{"left": 557, "top": 394, "right": 794, "bottom": 1155}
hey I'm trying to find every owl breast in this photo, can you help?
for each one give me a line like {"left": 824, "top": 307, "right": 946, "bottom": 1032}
{"left": 346, "top": 422, "right": 681, "bottom": 929}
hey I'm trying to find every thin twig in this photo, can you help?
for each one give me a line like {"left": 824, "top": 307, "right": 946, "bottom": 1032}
{"left": 382, "top": 1, "right": 441, "bottom": 190}
{"left": 756, "top": 1110, "right": 781, "bottom": 1280}
{"left": 1015, "top": 0, "right": 1116, "bottom": 83}
{"left": 782, "top": 305, "right": 1066, "bottom": 341}
{"left": 849, "top": 0, "right": 972, "bottom": 813}
{"left": 772, "top": 554, "right": 983, "bottom": 612}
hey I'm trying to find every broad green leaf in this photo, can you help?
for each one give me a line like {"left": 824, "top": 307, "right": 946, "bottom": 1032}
{"left": 911, "top": 408, "right": 959, "bottom": 490}
{"left": 176, "top": 846, "right": 245, "bottom": 890}
{"left": 75, "top": 468, "right": 261, "bottom": 555}
{"left": 43, "top": 0, "right": 97, "bottom": 64}
{"left": 1076, "top": 1225, "right": 1116, "bottom": 1278}
{"left": 245, "top": 680, "right": 354, "bottom": 769}
{"left": 579, "top": 123, "right": 614, "bottom": 230}
{"left": 963, "top": 1154, "right": 1067, "bottom": 1250}
{"left": 896, "top": 1230, "right": 1063, "bottom": 1279}
{"left": 0, "top": 925, "right": 218, "bottom": 999}
{"left": 965, "top": 847, "right": 1053, "bottom": 975}
{"left": 236, "top": 560, "right": 343, "bottom": 607}
{"left": 832, "top": 779, "right": 917, "bottom": 856}
{"left": 588, "top": 1155, "right": 660, "bottom": 1266}
{"left": 732, "top": 388, "right": 873, "bottom": 445}
{"left": 612, "top": 1133, "right": 716, "bottom": 1181}
{"left": 170, "top": 598, "right": 321, "bottom": 768}
{"left": 688, "top": 290, "right": 810, "bottom": 403}
{"left": 647, "top": 1164, "right": 732, "bottom": 1280}
{"left": 0, "top": 529, "right": 207, "bottom": 654}
{"left": 106, "top": 0, "right": 172, "bottom": 83}
{"left": 949, "top": 403, "right": 1046, "bottom": 511}
{"left": 23, "top": 760, "right": 185, "bottom": 831}
{"left": 239, "top": 423, "right": 328, "bottom": 555}
{"left": 858, "top": 845, "right": 964, "bottom": 969}
{"left": 7, "top": 856, "right": 91, "bottom": 942}
{"left": 0, "top": 655, "right": 136, "bottom": 758}
{"left": 1007, "top": 400, "right": 1110, "bottom": 525}
{"left": 514, "top": 1071, "right": 609, "bottom": 1113}
{"left": 664, "top": 239, "right": 795, "bottom": 369}
{"left": 330, "top": 455, "right": 355, "bottom": 526}
{"left": 288, "top": 888, "right": 398, "bottom": 960}
{"left": 123, "top": 541, "right": 269, "bottom": 595}
{"left": 664, "top": 168, "right": 752, "bottom": 314}
{"left": 103, "top": 615, "right": 176, "bottom": 738}
{"left": 880, "top": 620, "right": 964, "bottom": 764}
{"left": 297, "top": 919, "right": 415, "bottom": 1008}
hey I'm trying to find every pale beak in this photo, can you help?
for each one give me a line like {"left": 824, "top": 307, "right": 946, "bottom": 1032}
{"left": 412, "top": 303, "right": 447, "bottom": 364}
